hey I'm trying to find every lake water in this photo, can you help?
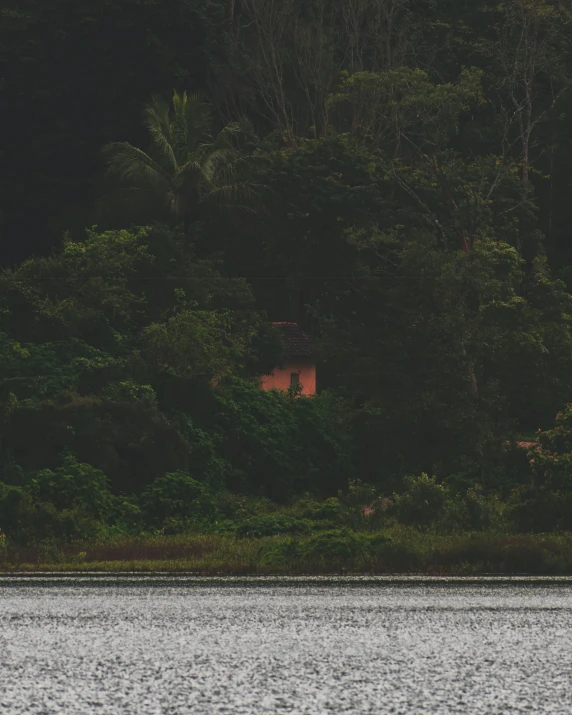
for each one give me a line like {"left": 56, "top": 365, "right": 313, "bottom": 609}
{"left": 1, "top": 575, "right": 572, "bottom": 714}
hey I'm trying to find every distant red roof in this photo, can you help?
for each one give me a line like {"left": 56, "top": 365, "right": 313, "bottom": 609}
{"left": 516, "top": 441, "right": 539, "bottom": 450}
{"left": 272, "top": 322, "right": 313, "bottom": 357}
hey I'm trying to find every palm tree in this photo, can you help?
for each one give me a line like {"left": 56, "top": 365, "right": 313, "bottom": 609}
{"left": 102, "top": 91, "right": 256, "bottom": 232}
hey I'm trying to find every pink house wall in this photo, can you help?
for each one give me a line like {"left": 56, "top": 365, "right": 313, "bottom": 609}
{"left": 261, "top": 358, "right": 316, "bottom": 396}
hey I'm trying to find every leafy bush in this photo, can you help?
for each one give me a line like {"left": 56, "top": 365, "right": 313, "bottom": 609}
{"left": 211, "top": 378, "right": 355, "bottom": 499}
{"left": 139, "top": 471, "right": 217, "bottom": 530}
{"left": 214, "top": 492, "right": 278, "bottom": 521}
{"left": 299, "top": 528, "right": 384, "bottom": 568}
{"left": 258, "top": 529, "right": 396, "bottom": 570}
{"left": 439, "top": 488, "right": 505, "bottom": 533}
{"left": 0, "top": 482, "right": 106, "bottom": 545}
{"left": 291, "top": 495, "right": 343, "bottom": 524}
{"left": 392, "top": 473, "right": 448, "bottom": 529}
{"left": 27, "top": 452, "right": 115, "bottom": 520}
{"left": 0, "top": 483, "right": 35, "bottom": 540}
{"left": 108, "top": 497, "right": 144, "bottom": 535}
{"left": 338, "top": 481, "right": 387, "bottom": 531}
{"left": 235, "top": 514, "right": 312, "bottom": 538}
{"left": 460, "top": 487, "right": 505, "bottom": 532}
{"left": 258, "top": 537, "right": 301, "bottom": 567}
{"left": 388, "top": 475, "right": 506, "bottom": 533}
{"left": 508, "top": 487, "right": 572, "bottom": 533}
{"left": 530, "top": 404, "right": 572, "bottom": 492}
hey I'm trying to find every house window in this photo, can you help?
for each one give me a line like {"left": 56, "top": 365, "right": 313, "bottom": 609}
{"left": 290, "top": 372, "right": 300, "bottom": 386}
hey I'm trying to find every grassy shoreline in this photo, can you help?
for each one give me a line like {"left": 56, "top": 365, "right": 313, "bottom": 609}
{"left": 3, "top": 530, "right": 572, "bottom": 575}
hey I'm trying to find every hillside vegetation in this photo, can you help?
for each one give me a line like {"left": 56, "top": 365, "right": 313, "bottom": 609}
{"left": 2, "top": 1, "right": 572, "bottom": 566}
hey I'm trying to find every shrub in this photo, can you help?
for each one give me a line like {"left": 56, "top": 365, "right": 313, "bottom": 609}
{"left": 461, "top": 487, "right": 505, "bottom": 531}
{"left": 27, "top": 452, "right": 115, "bottom": 520}
{"left": 211, "top": 378, "right": 356, "bottom": 499}
{"left": 235, "top": 514, "right": 312, "bottom": 538}
{"left": 440, "top": 488, "right": 506, "bottom": 533}
{"left": 299, "top": 528, "right": 381, "bottom": 568}
{"left": 508, "top": 487, "right": 572, "bottom": 533}
{"left": 0, "top": 482, "right": 106, "bottom": 545}
{"left": 109, "top": 497, "right": 144, "bottom": 534}
{"left": 338, "top": 481, "right": 387, "bottom": 530}
{"left": 392, "top": 473, "right": 448, "bottom": 528}
{"left": 216, "top": 492, "right": 278, "bottom": 521}
{"left": 139, "top": 471, "right": 217, "bottom": 529}
{"left": 258, "top": 537, "right": 301, "bottom": 567}
{"left": 292, "top": 495, "right": 343, "bottom": 523}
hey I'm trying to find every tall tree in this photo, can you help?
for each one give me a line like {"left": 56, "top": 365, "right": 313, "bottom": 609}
{"left": 103, "top": 91, "right": 256, "bottom": 233}
{"left": 484, "top": 0, "right": 572, "bottom": 187}
{"left": 0, "top": 0, "right": 218, "bottom": 262}
{"left": 238, "top": 74, "right": 572, "bottom": 479}
{"left": 230, "top": 0, "right": 413, "bottom": 139}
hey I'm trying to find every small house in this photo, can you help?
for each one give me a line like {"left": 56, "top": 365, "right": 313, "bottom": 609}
{"left": 261, "top": 322, "right": 316, "bottom": 396}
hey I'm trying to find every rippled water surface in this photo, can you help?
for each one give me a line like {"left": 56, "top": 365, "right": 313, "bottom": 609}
{"left": 2, "top": 576, "right": 572, "bottom": 714}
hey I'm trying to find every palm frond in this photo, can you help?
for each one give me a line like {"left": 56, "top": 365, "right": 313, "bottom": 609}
{"left": 183, "top": 92, "right": 212, "bottom": 145}
{"left": 201, "top": 181, "right": 261, "bottom": 212}
{"left": 143, "top": 95, "right": 178, "bottom": 172}
{"left": 200, "top": 147, "right": 237, "bottom": 185}
{"left": 173, "top": 160, "right": 203, "bottom": 190}
{"left": 144, "top": 95, "right": 172, "bottom": 142}
{"left": 210, "top": 124, "right": 240, "bottom": 151}
{"left": 101, "top": 93, "right": 261, "bottom": 227}
{"left": 209, "top": 162, "right": 240, "bottom": 187}
{"left": 103, "top": 142, "right": 171, "bottom": 192}
{"left": 211, "top": 116, "right": 258, "bottom": 151}
{"left": 170, "top": 91, "right": 212, "bottom": 160}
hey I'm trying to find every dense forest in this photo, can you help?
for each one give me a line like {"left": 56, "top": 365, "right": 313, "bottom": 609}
{"left": 2, "top": 0, "right": 572, "bottom": 552}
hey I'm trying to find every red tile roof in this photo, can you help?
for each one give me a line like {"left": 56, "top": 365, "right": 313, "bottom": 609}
{"left": 272, "top": 322, "right": 313, "bottom": 357}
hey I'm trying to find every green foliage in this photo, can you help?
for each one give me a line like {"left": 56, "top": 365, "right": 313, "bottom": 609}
{"left": 503, "top": 404, "right": 572, "bottom": 532}
{"left": 215, "top": 492, "right": 278, "bottom": 520}
{"left": 291, "top": 496, "right": 343, "bottom": 524}
{"left": 27, "top": 452, "right": 115, "bottom": 521}
{"left": 299, "top": 529, "right": 374, "bottom": 567}
{"left": 329, "top": 67, "right": 485, "bottom": 153}
{"left": 391, "top": 474, "right": 505, "bottom": 533}
{"left": 531, "top": 404, "right": 572, "bottom": 491}
{"left": 139, "top": 471, "right": 217, "bottom": 531}
{"left": 0, "top": 482, "right": 106, "bottom": 546}
{"left": 442, "top": 489, "right": 506, "bottom": 533}
{"left": 103, "top": 91, "right": 257, "bottom": 229}
{"left": 1, "top": 227, "right": 153, "bottom": 343}
{"left": 235, "top": 514, "right": 312, "bottom": 538}
{"left": 6, "top": 0, "right": 572, "bottom": 556}
{"left": 508, "top": 487, "right": 572, "bottom": 533}
{"left": 237, "top": 124, "right": 572, "bottom": 480}
{"left": 141, "top": 308, "right": 254, "bottom": 381}
{"left": 208, "top": 378, "right": 355, "bottom": 499}
{"left": 5, "top": 531, "right": 572, "bottom": 575}
{"left": 392, "top": 474, "right": 449, "bottom": 529}
{"left": 258, "top": 528, "right": 393, "bottom": 570}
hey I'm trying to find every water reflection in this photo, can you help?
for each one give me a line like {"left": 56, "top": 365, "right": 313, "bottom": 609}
{"left": 1, "top": 576, "right": 572, "bottom": 713}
